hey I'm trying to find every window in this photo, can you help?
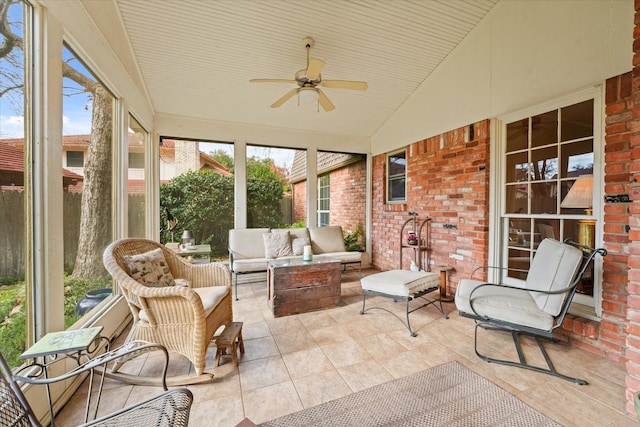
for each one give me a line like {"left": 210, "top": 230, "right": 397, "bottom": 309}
{"left": 128, "top": 116, "right": 147, "bottom": 237}
{"left": 501, "top": 95, "right": 600, "bottom": 310}
{"left": 0, "top": 0, "right": 30, "bottom": 368}
{"left": 387, "top": 150, "right": 406, "bottom": 202}
{"left": 62, "top": 44, "right": 115, "bottom": 328}
{"left": 318, "top": 174, "right": 330, "bottom": 226}
{"left": 66, "top": 150, "right": 84, "bottom": 167}
{"left": 128, "top": 152, "right": 144, "bottom": 169}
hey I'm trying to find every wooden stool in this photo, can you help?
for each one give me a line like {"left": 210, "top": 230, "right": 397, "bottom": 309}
{"left": 214, "top": 321, "right": 245, "bottom": 367}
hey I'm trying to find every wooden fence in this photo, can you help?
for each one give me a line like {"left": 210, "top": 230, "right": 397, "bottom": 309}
{"left": 0, "top": 191, "right": 147, "bottom": 279}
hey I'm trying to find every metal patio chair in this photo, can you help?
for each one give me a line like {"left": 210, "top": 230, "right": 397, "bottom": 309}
{"left": 1, "top": 341, "right": 193, "bottom": 426}
{"left": 455, "top": 238, "right": 607, "bottom": 384}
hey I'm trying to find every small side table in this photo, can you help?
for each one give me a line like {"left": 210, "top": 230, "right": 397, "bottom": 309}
{"left": 433, "top": 265, "right": 454, "bottom": 302}
{"left": 19, "top": 327, "right": 107, "bottom": 426}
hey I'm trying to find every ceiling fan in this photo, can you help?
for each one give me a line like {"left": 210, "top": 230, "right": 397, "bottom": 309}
{"left": 250, "top": 37, "right": 368, "bottom": 112}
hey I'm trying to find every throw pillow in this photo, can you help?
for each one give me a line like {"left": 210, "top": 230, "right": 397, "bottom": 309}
{"left": 123, "top": 248, "right": 176, "bottom": 287}
{"left": 291, "top": 237, "right": 311, "bottom": 256}
{"left": 263, "top": 231, "right": 293, "bottom": 259}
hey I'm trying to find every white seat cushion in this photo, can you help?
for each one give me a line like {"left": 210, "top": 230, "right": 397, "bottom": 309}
{"left": 361, "top": 270, "right": 440, "bottom": 297}
{"left": 193, "top": 286, "right": 229, "bottom": 317}
{"left": 526, "top": 238, "right": 582, "bottom": 316}
{"left": 455, "top": 279, "right": 555, "bottom": 331}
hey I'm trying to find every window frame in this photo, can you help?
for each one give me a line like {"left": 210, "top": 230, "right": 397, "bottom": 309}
{"left": 317, "top": 174, "right": 330, "bottom": 226}
{"left": 496, "top": 87, "right": 604, "bottom": 318}
{"left": 386, "top": 149, "right": 406, "bottom": 203}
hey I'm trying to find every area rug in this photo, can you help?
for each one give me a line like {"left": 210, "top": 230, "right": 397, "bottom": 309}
{"left": 259, "top": 360, "right": 561, "bottom": 426}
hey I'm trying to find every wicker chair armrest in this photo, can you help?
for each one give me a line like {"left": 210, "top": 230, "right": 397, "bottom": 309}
{"left": 174, "top": 262, "right": 231, "bottom": 289}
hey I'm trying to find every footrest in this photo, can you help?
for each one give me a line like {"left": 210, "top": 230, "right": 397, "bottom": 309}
{"left": 215, "top": 322, "right": 244, "bottom": 367}
{"left": 360, "top": 270, "right": 447, "bottom": 337}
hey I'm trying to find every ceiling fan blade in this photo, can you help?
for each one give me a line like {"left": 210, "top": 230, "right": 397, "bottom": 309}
{"left": 321, "top": 80, "right": 368, "bottom": 91}
{"left": 271, "top": 88, "right": 299, "bottom": 108}
{"left": 305, "top": 58, "right": 325, "bottom": 80}
{"left": 317, "top": 89, "right": 335, "bottom": 112}
{"left": 250, "top": 79, "right": 297, "bottom": 84}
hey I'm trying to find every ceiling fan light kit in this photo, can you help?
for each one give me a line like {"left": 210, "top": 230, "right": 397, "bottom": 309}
{"left": 298, "top": 87, "right": 318, "bottom": 104}
{"left": 250, "top": 36, "right": 368, "bottom": 112}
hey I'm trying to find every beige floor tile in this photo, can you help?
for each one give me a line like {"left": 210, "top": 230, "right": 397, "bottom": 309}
{"left": 281, "top": 346, "right": 335, "bottom": 380}
{"left": 189, "top": 393, "right": 244, "bottom": 427}
{"left": 242, "top": 381, "right": 303, "bottom": 424}
{"left": 241, "top": 336, "right": 280, "bottom": 362}
{"left": 241, "top": 320, "right": 271, "bottom": 340}
{"left": 238, "top": 356, "right": 290, "bottom": 392}
{"left": 273, "top": 329, "right": 318, "bottom": 354}
{"left": 293, "top": 369, "right": 352, "bottom": 407}
{"left": 308, "top": 323, "right": 353, "bottom": 345}
{"left": 321, "top": 339, "right": 372, "bottom": 369}
{"left": 296, "top": 310, "right": 339, "bottom": 330}
{"left": 338, "top": 358, "right": 394, "bottom": 392}
{"left": 265, "top": 316, "right": 306, "bottom": 335}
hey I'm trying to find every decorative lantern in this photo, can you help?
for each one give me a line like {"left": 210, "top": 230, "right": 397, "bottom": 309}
{"left": 181, "top": 230, "right": 195, "bottom": 249}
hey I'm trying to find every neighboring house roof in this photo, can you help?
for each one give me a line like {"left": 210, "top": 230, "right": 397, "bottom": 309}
{"left": 0, "top": 140, "right": 83, "bottom": 190}
{"left": 289, "top": 151, "right": 366, "bottom": 184}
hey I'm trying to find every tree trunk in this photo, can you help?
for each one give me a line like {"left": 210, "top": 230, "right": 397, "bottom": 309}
{"left": 71, "top": 86, "right": 112, "bottom": 279}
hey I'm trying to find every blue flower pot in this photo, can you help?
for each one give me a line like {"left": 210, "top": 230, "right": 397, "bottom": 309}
{"left": 75, "top": 288, "right": 112, "bottom": 315}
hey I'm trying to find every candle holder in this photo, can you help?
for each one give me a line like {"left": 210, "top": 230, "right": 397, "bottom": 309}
{"left": 302, "top": 245, "right": 313, "bottom": 261}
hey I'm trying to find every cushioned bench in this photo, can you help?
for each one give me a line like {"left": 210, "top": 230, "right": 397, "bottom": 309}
{"left": 360, "top": 270, "right": 448, "bottom": 336}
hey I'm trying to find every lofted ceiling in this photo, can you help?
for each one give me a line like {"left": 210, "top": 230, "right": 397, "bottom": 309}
{"left": 107, "top": 0, "right": 498, "bottom": 138}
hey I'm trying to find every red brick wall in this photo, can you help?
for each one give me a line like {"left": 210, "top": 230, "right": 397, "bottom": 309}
{"left": 556, "top": 74, "right": 631, "bottom": 369}
{"left": 371, "top": 121, "right": 491, "bottom": 295}
{"left": 329, "top": 160, "right": 367, "bottom": 237}
{"left": 291, "top": 160, "right": 367, "bottom": 238}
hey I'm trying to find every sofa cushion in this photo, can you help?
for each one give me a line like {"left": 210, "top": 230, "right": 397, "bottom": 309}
{"left": 308, "top": 226, "right": 346, "bottom": 254}
{"left": 229, "top": 228, "right": 270, "bottom": 259}
{"left": 291, "top": 237, "right": 311, "bottom": 256}
{"left": 123, "top": 248, "right": 176, "bottom": 287}
{"left": 263, "top": 231, "right": 293, "bottom": 259}
{"left": 232, "top": 258, "right": 269, "bottom": 273}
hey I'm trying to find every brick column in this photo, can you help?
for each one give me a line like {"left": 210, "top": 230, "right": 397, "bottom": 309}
{"left": 626, "top": 0, "right": 640, "bottom": 414}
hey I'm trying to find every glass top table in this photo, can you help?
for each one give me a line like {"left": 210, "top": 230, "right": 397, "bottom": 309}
{"left": 268, "top": 255, "right": 339, "bottom": 268}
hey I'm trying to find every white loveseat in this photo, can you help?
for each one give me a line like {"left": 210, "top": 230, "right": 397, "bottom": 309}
{"left": 228, "top": 225, "right": 362, "bottom": 299}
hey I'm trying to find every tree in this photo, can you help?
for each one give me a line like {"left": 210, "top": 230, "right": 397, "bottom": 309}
{"left": 1, "top": 0, "right": 111, "bottom": 279}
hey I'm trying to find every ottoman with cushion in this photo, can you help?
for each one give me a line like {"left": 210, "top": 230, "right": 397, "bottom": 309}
{"left": 360, "top": 270, "right": 447, "bottom": 336}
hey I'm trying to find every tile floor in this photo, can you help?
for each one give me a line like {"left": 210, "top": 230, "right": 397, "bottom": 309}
{"left": 55, "top": 270, "right": 637, "bottom": 426}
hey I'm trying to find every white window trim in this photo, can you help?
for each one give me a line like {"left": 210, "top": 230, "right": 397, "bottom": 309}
{"left": 386, "top": 149, "right": 406, "bottom": 204}
{"left": 493, "top": 85, "right": 604, "bottom": 319}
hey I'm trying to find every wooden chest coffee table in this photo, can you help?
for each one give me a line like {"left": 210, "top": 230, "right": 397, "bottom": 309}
{"left": 267, "top": 256, "right": 341, "bottom": 317}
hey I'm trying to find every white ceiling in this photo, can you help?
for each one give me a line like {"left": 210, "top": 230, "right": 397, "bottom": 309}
{"left": 111, "top": 0, "right": 498, "bottom": 138}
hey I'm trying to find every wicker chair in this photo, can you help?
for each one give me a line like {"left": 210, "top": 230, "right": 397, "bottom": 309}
{"left": 103, "top": 238, "right": 233, "bottom": 384}
{"left": 1, "top": 342, "right": 193, "bottom": 427}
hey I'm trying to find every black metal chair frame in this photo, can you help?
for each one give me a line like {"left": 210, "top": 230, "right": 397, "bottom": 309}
{"left": 1, "top": 340, "right": 193, "bottom": 426}
{"left": 360, "top": 285, "right": 448, "bottom": 337}
{"left": 459, "top": 239, "right": 607, "bottom": 385}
